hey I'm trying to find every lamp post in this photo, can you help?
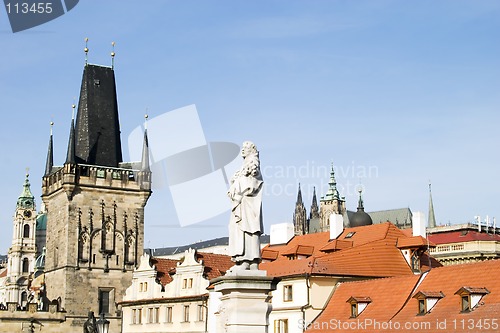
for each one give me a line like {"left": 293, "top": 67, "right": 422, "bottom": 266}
{"left": 96, "top": 313, "right": 110, "bottom": 333}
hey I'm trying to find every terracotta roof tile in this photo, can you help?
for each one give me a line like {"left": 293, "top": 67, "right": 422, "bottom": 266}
{"left": 151, "top": 252, "right": 232, "bottom": 286}
{"left": 151, "top": 257, "right": 178, "bottom": 286}
{"left": 397, "top": 235, "right": 436, "bottom": 248}
{"left": 197, "top": 252, "right": 233, "bottom": 280}
{"left": 308, "top": 260, "right": 500, "bottom": 333}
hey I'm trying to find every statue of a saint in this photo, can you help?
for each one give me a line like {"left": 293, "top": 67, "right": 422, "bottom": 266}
{"left": 83, "top": 311, "right": 97, "bottom": 333}
{"left": 227, "top": 141, "right": 264, "bottom": 271}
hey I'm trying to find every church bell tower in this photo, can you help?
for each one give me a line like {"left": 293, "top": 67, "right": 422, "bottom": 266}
{"left": 5, "top": 173, "right": 37, "bottom": 306}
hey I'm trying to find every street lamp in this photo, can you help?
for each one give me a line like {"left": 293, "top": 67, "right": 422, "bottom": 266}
{"left": 96, "top": 313, "right": 110, "bottom": 333}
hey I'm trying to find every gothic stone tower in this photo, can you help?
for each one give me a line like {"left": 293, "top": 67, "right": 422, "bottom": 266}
{"left": 5, "top": 173, "right": 37, "bottom": 306}
{"left": 41, "top": 63, "right": 151, "bottom": 327}
{"left": 319, "top": 164, "right": 345, "bottom": 232}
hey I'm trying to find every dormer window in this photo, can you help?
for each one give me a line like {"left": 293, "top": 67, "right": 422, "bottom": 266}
{"left": 412, "top": 291, "right": 444, "bottom": 315}
{"left": 454, "top": 287, "right": 490, "bottom": 312}
{"left": 347, "top": 297, "right": 371, "bottom": 318}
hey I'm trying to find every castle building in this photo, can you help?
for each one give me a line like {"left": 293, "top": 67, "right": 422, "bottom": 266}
{"left": 40, "top": 61, "right": 151, "bottom": 329}
{"left": 3, "top": 174, "right": 38, "bottom": 307}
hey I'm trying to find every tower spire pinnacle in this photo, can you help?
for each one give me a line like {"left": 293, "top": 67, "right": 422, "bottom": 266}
{"left": 17, "top": 171, "right": 35, "bottom": 209}
{"left": 428, "top": 181, "right": 437, "bottom": 228}
{"left": 357, "top": 187, "right": 365, "bottom": 211}
{"left": 44, "top": 121, "right": 54, "bottom": 176}
{"left": 141, "top": 114, "right": 150, "bottom": 172}
{"left": 324, "top": 163, "right": 339, "bottom": 200}
{"left": 296, "top": 183, "right": 303, "bottom": 204}
{"left": 111, "top": 41, "right": 116, "bottom": 69}
{"left": 310, "top": 186, "right": 319, "bottom": 219}
{"left": 65, "top": 104, "right": 76, "bottom": 164}
{"left": 84, "top": 37, "right": 89, "bottom": 65}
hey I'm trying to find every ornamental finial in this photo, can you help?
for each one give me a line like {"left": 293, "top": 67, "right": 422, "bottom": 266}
{"left": 111, "top": 41, "right": 116, "bottom": 69}
{"left": 84, "top": 37, "right": 89, "bottom": 65}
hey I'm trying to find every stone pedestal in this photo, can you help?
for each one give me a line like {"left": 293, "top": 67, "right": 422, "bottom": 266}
{"left": 211, "top": 270, "right": 278, "bottom": 333}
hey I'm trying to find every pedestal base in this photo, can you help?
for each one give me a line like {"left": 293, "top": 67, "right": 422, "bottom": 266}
{"left": 211, "top": 270, "right": 278, "bottom": 333}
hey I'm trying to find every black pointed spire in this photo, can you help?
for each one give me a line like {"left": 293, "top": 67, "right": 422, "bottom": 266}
{"left": 310, "top": 186, "right": 319, "bottom": 219}
{"left": 296, "top": 183, "right": 303, "bottom": 204}
{"left": 74, "top": 64, "right": 123, "bottom": 167}
{"left": 65, "top": 105, "right": 76, "bottom": 164}
{"left": 141, "top": 115, "right": 150, "bottom": 172}
{"left": 45, "top": 122, "right": 54, "bottom": 176}
{"left": 428, "top": 182, "right": 436, "bottom": 228}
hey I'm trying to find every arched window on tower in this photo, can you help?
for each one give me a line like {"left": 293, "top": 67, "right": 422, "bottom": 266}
{"left": 23, "top": 224, "right": 30, "bottom": 238}
{"left": 22, "top": 258, "right": 29, "bottom": 273}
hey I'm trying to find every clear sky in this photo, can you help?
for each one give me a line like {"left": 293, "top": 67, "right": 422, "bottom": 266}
{"left": 1, "top": 1, "right": 499, "bottom": 253}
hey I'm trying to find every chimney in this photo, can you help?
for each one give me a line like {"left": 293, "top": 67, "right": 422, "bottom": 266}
{"left": 412, "top": 211, "right": 426, "bottom": 237}
{"left": 330, "top": 214, "right": 344, "bottom": 240}
{"left": 270, "top": 223, "right": 295, "bottom": 245}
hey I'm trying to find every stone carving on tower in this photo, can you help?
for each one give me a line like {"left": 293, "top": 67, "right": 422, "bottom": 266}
{"left": 5, "top": 173, "right": 37, "bottom": 307}
{"left": 293, "top": 184, "right": 308, "bottom": 235}
{"left": 319, "top": 164, "right": 346, "bottom": 232}
{"left": 41, "top": 48, "right": 151, "bottom": 330}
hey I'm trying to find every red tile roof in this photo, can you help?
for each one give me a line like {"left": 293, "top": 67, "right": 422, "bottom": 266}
{"left": 260, "top": 222, "right": 439, "bottom": 278}
{"left": 0, "top": 268, "right": 7, "bottom": 278}
{"left": 428, "top": 229, "right": 500, "bottom": 244}
{"left": 397, "top": 235, "right": 436, "bottom": 248}
{"left": 150, "top": 257, "right": 178, "bottom": 286}
{"left": 197, "top": 252, "right": 233, "bottom": 280}
{"left": 151, "top": 252, "right": 233, "bottom": 286}
{"left": 307, "top": 260, "right": 500, "bottom": 333}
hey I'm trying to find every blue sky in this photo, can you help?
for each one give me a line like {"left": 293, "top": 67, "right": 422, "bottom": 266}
{"left": 1, "top": 1, "right": 499, "bottom": 252}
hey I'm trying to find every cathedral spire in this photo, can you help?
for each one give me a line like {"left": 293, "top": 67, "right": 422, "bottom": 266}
{"left": 428, "top": 182, "right": 437, "bottom": 228}
{"left": 44, "top": 121, "right": 54, "bottom": 176}
{"left": 141, "top": 114, "right": 150, "bottom": 172}
{"left": 324, "top": 163, "right": 340, "bottom": 200}
{"left": 310, "top": 186, "right": 319, "bottom": 219}
{"left": 65, "top": 104, "right": 76, "bottom": 164}
{"left": 293, "top": 183, "right": 308, "bottom": 235}
{"left": 296, "top": 183, "right": 303, "bottom": 204}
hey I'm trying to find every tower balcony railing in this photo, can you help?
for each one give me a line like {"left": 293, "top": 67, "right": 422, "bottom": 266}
{"left": 43, "top": 163, "right": 151, "bottom": 193}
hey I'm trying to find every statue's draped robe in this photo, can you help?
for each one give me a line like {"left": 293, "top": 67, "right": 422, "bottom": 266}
{"left": 228, "top": 153, "right": 264, "bottom": 263}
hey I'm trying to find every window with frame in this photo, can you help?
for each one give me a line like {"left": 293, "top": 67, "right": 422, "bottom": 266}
{"left": 418, "top": 299, "right": 426, "bottom": 315}
{"left": 148, "top": 308, "right": 154, "bottom": 323}
{"left": 283, "top": 285, "right": 293, "bottom": 302}
{"left": 22, "top": 258, "right": 29, "bottom": 273}
{"left": 23, "top": 224, "right": 30, "bottom": 238}
{"left": 132, "top": 309, "right": 137, "bottom": 324}
{"left": 182, "top": 279, "right": 187, "bottom": 289}
{"left": 454, "top": 287, "right": 489, "bottom": 313}
{"left": 197, "top": 304, "right": 204, "bottom": 321}
{"left": 165, "top": 306, "right": 173, "bottom": 323}
{"left": 274, "top": 319, "right": 288, "bottom": 333}
{"left": 154, "top": 307, "right": 159, "bottom": 323}
{"left": 183, "top": 305, "right": 190, "bottom": 322}
{"left": 461, "top": 295, "right": 470, "bottom": 312}
{"left": 98, "top": 288, "right": 112, "bottom": 315}
{"left": 346, "top": 297, "right": 371, "bottom": 318}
